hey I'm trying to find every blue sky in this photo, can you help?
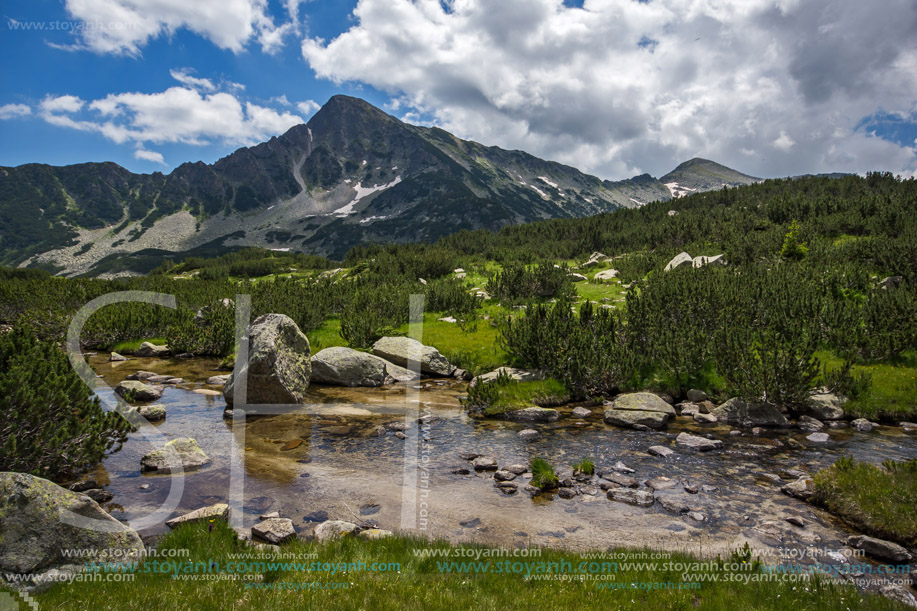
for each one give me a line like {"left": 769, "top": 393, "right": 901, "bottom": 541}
{"left": 1, "top": 0, "right": 915, "bottom": 180}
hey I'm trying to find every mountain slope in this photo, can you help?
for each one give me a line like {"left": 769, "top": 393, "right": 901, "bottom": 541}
{"left": 0, "top": 96, "right": 758, "bottom": 276}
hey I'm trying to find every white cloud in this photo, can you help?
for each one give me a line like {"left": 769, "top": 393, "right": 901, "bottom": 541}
{"left": 0, "top": 103, "right": 31, "bottom": 119}
{"left": 134, "top": 147, "right": 165, "bottom": 164}
{"left": 32, "top": 77, "right": 304, "bottom": 151}
{"left": 62, "top": 0, "right": 298, "bottom": 55}
{"left": 301, "top": 0, "right": 917, "bottom": 179}
{"left": 170, "top": 68, "right": 216, "bottom": 91}
{"left": 296, "top": 99, "right": 320, "bottom": 117}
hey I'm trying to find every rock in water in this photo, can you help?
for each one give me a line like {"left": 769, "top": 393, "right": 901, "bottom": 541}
{"left": 140, "top": 437, "right": 211, "bottom": 473}
{"left": 223, "top": 314, "right": 311, "bottom": 407}
{"left": 109, "top": 352, "right": 128, "bottom": 362}
{"left": 371, "top": 336, "right": 455, "bottom": 377}
{"left": 115, "top": 380, "right": 162, "bottom": 402}
{"left": 310, "top": 346, "right": 418, "bottom": 387}
{"left": 711, "top": 398, "right": 789, "bottom": 427}
{"left": 134, "top": 342, "right": 170, "bottom": 357}
{"left": 0, "top": 472, "right": 143, "bottom": 586}
{"left": 676, "top": 432, "right": 723, "bottom": 451}
{"left": 847, "top": 535, "right": 912, "bottom": 563}
{"left": 505, "top": 407, "right": 559, "bottom": 422}
{"left": 604, "top": 392, "right": 675, "bottom": 429}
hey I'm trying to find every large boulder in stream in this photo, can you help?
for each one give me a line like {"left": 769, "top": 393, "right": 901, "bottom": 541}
{"left": 603, "top": 392, "right": 675, "bottom": 429}
{"left": 371, "top": 336, "right": 455, "bottom": 377}
{"left": 0, "top": 472, "right": 143, "bottom": 590}
{"left": 310, "top": 347, "right": 419, "bottom": 387}
{"left": 223, "top": 314, "right": 311, "bottom": 407}
{"left": 711, "top": 398, "right": 789, "bottom": 427}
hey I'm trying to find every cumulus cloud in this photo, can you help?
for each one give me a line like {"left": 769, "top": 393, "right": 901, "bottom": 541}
{"left": 301, "top": 0, "right": 917, "bottom": 178}
{"left": 169, "top": 68, "right": 216, "bottom": 91}
{"left": 0, "top": 103, "right": 32, "bottom": 119}
{"left": 31, "top": 74, "right": 304, "bottom": 152}
{"left": 61, "top": 0, "right": 300, "bottom": 55}
{"left": 134, "top": 147, "right": 165, "bottom": 164}
{"left": 296, "top": 99, "right": 320, "bottom": 117}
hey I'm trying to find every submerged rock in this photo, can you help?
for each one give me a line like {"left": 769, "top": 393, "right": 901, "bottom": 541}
{"left": 115, "top": 380, "right": 162, "bottom": 402}
{"left": 140, "top": 437, "right": 211, "bottom": 473}
{"left": 676, "top": 432, "right": 723, "bottom": 451}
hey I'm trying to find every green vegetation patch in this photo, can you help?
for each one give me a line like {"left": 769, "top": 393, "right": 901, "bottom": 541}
{"left": 462, "top": 374, "right": 570, "bottom": 417}
{"left": 813, "top": 456, "right": 917, "bottom": 546}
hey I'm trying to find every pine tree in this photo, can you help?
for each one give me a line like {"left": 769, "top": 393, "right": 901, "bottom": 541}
{"left": 0, "top": 327, "right": 131, "bottom": 480}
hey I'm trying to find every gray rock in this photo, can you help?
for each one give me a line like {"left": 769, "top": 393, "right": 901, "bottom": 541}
{"left": 676, "top": 432, "right": 723, "bottom": 451}
{"left": 357, "top": 528, "right": 394, "bottom": 540}
{"left": 693, "top": 412, "right": 718, "bottom": 424}
{"left": 612, "top": 461, "right": 635, "bottom": 473}
{"left": 571, "top": 407, "right": 592, "bottom": 418}
{"left": 645, "top": 476, "right": 678, "bottom": 491}
{"left": 900, "top": 422, "right": 917, "bottom": 433}
{"left": 677, "top": 402, "right": 701, "bottom": 416}
{"left": 493, "top": 470, "right": 517, "bottom": 482}
{"left": 371, "top": 336, "right": 455, "bottom": 377}
{"left": 165, "top": 503, "right": 230, "bottom": 529}
{"left": 125, "top": 371, "right": 159, "bottom": 381}
{"left": 134, "top": 404, "right": 166, "bottom": 421}
{"left": 518, "top": 429, "right": 539, "bottom": 441}
{"left": 0, "top": 473, "right": 144, "bottom": 582}
{"left": 656, "top": 493, "right": 692, "bottom": 513}
{"left": 557, "top": 487, "right": 577, "bottom": 499}
{"left": 664, "top": 252, "right": 694, "bottom": 272}
{"left": 224, "top": 313, "right": 311, "bottom": 407}
{"left": 115, "top": 380, "right": 162, "bottom": 402}
{"left": 206, "top": 375, "right": 230, "bottom": 385}
{"left": 140, "top": 437, "right": 211, "bottom": 473}
{"left": 879, "top": 585, "right": 917, "bottom": 608}
{"left": 686, "top": 389, "right": 708, "bottom": 403}
{"left": 134, "top": 342, "right": 170, "bottom": 357}
{"left": 252, "top": 518, "right": 296, "bottom": 544}
{"left": 471, "top": 456, "right": 498, "bottom": 471}
{"left": 313, "top": 520, "right": 358, "bottom": 542}
{"left": 505, "top": 407, "right": 559, "bottom": 423}
{"left": 84, "top": 489, "right": 113, "bottom": 503}
{"left": 470, "top": 367, "right": 545, "bottom": 388}
{"left": 851, "top": 418, "right": 877, "bottom": 432}
{"left": 647, "top": 445, "right": 674, "bottom": 458}
{"left": 310, "top": 346, "right": 419, "bottom": 387}
{"left": 847, "top": 535, "right": 912, "bottom": 563}
{"left": 711, "top": 398, "right": 789, "bottom": 427}
{"left": 601, "top": 473, "right": 638, "bottom": 488}
{"left": 593, "top": 269, "right": 619, "bottom": 282}
{"left": 109, "top": 352, "right": 128, "bottom": 362}
{"left": 607, "top": 488, "right": 654, "bottom": 506}
{"left": 506, "top": 464, "right": 527, "bottom": 475}
{"left": 806, "top": 432, "right": 830, "bottom": 443}
{"left": 608, "top": 392, "right": 676, "bottom": 416}
{"left": 785, "top": 516, "right": 805, "bottom": 527}
{"left": 687, "top": 511, "right": 706, "bottom": 522}
{"left": 797, "top": 415, "right": 824, "bottom": 431}
{"left": 804, "top": 391, "right": 846, "bottom": 420}
{"left": 604, "top": 409, "right": 670, "bottom": 429}
{"left": 781, "top": 477, "right": 815, "bottom": 500}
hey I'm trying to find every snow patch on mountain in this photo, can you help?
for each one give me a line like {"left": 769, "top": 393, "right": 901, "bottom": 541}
{"left": 333, "top": 176, "right": 403, "bottom": 216}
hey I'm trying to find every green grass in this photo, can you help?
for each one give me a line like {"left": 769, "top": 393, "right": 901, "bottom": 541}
{"left": 392, "top": 310, "right": 510, "bottom": 376}
{"left": 813, "top": 457, "right": 917, "bottom": 547}
{"left": 24, "top": 520, "right": 904, "bottom": 611}
{"left": 530, "top": 457, "right": 560, "bottom": 490}
{"left": 307, "top": 318, "right": 347, "bottom": 354}
{"left": 573, "top": 459, "right": 596, "bottom": 476}
{"left": 817, "top": 350, "right": 917, "bottom": 421}
{"left": 478, "top": 378, "right": 570, "bottom": 416}
{"left": 109, "top": 337, "right": 167, "bottom": 353}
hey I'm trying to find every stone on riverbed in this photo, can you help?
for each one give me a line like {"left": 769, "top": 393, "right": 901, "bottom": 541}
{"left": 676, "top": 432, "right": 723, "bottom": 451}
{"left": 572, "top": 407, "right": 592, "bottom": 418}
{"left": 140, "top": 437, "right": 211, "bottom": 473}
{"left": 505, "top": 407, "right": 559, "bottom": 422}
{"left": 648, "top": 445, "right": 674, "bottom": 458}
{"left": 604, "top": 409, "right": 669, "bottom": 429}
{"left": 109, "top": 352, "right": 128, "bottom": 361}
{"left": 851, "top": 418, "right": 877, "bottom": 432}
{"left": 132, "top": 404, "right": 166, "bottom": 421}
{"left": 847, "top": 535, "right": 912, "bottom": 563}
{"left": 134, "top": 342, "right": 170, "bottom": 357}
{"left": 710, "top": 398, "right": 789, "bottom": 428}
{"left": 608, "top": 392, "right": 676, "bottom": 416}
{"left": 607, "top": 488, "right": 654, "bottom": 507}
{"left": 780, "top": 477, "right": 815, "bottom": 500}
{"left": 471, "top": 456, "right": 498, "bottom": 471}
{"left": 371, "top": 336, "right": 455, "bottom": 377}
{"left": 206, "top": 375, "right": 230, "bottom": 385}
{"left": 518, "top": 429, "right": 540, "bottom": 441}
{"left": 115, "top": 380, "right": 162, "bottom": 402}
{"left": 223, "top": 313, "right": 311, "bottom": 407}
{"left": 310, "top": 346, "right": 419, "bottom": 387}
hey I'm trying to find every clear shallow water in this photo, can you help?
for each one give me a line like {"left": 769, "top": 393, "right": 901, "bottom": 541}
{"left": 84, "top": 354, "right": 917, "bottom": 569}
